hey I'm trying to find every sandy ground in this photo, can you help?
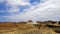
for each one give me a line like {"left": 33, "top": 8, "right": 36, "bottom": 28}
{"left": 0, "top": 26, "right": 58, "bottom": 34}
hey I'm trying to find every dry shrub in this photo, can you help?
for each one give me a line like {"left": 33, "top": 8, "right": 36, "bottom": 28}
{"left": 23, "top": 28, "right": 57, "bottom": 34}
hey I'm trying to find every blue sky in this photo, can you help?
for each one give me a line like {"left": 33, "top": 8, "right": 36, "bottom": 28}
{"left": 0, "top": 0, "right": 40, "bottom": 16}
{"left": 0, "top": 0, "right": 60, "bottom": 22}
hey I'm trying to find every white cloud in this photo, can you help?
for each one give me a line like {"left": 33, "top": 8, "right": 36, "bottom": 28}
{"left": 7, "top": 7, "right": 20, "bottom": 13}
{"left": 5, "top": 0, "right": 31, "bottom": 13}
{"left": 1, "top": 0, "right": 60, "bottom": 22}
{"left": 7, "top": 0, "right": 31, "bottom": 6}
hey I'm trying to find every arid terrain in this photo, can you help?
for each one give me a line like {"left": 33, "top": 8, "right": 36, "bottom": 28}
{"left": 0, "top": 21, "right": 60, "bottom": 34}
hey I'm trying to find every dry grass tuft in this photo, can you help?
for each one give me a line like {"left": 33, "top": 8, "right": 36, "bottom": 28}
{"left": 0, "top": 23, "right": 59, "bottom": 34}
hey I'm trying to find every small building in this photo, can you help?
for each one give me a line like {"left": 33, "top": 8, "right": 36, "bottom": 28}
{"left": 26, "top": 20, "right": 38, "bottom": 24}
